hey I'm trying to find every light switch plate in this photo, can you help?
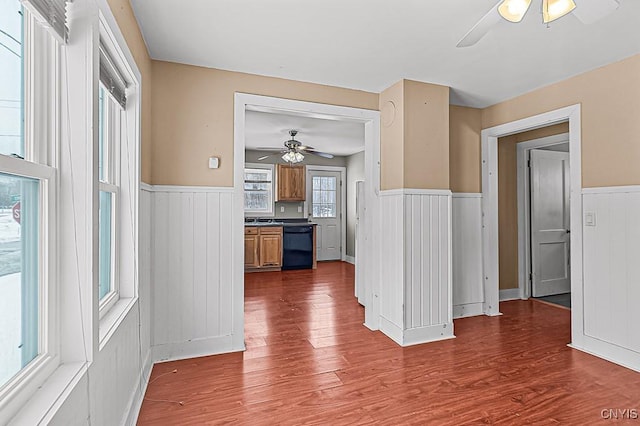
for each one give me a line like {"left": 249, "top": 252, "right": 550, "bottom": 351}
{"left": 208, "top": 157, "right": 219, "bottom": 169}
{"left": 297, "top": 205, "right": 303, "bottom": 213}
{"left": 280, "top": 206, "right": 285, "bottom": 213}
{"left": 585, "top": 212, "right": 596, "bottom": 226}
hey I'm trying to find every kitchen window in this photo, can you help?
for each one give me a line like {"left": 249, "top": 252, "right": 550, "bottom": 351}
{"left": 244, "top": 166, "right": 274, "bottom": 216}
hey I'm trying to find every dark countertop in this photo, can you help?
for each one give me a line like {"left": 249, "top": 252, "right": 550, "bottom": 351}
{"left": 245, "top": 218, "right": 316, "bottom": 227}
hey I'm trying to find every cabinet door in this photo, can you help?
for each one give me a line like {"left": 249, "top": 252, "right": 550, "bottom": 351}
{"left": 277, "top": 164, "right": 306, "bottom": 201}
{"left": 244, "top": 235, "right": 260, "bottom": 267}
{"left": 259, "top": 234, "right": 282, "bottom": 267}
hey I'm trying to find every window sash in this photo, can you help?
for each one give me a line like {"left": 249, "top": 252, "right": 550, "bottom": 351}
{"left": 244, "top": 167, "right": 273, "bottom": 214}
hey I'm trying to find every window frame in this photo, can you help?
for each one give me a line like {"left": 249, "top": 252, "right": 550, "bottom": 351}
{"left": 244, "top": 163, "right": 274, "bottom": 217}
{"left": 0, "top": 7, "right": 59, "bottom": 422}
{"left": 97, "top": 84, "right": 121, "bottom": 317}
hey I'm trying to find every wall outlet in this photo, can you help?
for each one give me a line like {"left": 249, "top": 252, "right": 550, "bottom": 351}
{"left": 297, "top": 205, "right": 303, "bottom": 213}
{"left": 280, "top": 206, "right": 285, "bottom": 213}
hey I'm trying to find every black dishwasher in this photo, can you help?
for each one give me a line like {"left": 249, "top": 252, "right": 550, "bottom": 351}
{"left": 282, "top": 225, "right": 314, "bottom": 270}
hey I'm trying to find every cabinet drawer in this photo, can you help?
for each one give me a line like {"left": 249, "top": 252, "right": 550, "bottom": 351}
{"left": 260, "top": 226, "right": 283, "bottom": 235}
{"left": 245, "top": 227, "right": 258, "bottom": 235}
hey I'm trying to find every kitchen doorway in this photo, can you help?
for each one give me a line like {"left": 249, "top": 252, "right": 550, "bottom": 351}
{"left": 234, "top": 94, "right": 382, "bottom": 346}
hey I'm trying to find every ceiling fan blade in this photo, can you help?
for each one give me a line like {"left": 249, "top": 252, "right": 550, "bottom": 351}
{"left": 572, "top": 0, "right": 620, "bottom": 24}
{"left": 257, "top": 154, "right": 277, "bottom": 161}
{"left": 298, "top": 145, "right": 316, "bottom": 151}
{"left": 456, "top": 1, "right": 503, "bottom": 48}
{"left": 255, "top": 147, "right": 285, "bottom": 151}
{"left": 306, "top": 150, "right": 334, "bottom": 159}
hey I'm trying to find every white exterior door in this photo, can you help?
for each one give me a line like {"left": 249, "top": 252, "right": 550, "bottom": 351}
{"left": 530, "top": 149, "right": 571, "bottom": 297}
{"left": 308, "top": 171, "right": 342, "bottom": 261}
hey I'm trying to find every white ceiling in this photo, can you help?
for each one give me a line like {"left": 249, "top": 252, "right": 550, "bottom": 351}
{"left": 244, "top": 110, "right": 365, "bottom": 156}
{"left": 130, "top": 0, "right": 640, "bottom": 108}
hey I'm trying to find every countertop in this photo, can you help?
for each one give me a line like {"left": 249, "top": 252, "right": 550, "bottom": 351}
{"left": 244, "top": 219, "right": 316, "bottom": 227}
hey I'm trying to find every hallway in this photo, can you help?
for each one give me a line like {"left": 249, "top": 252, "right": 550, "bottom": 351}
{"left": 139, "top": 262, "right": 640, "bottom": 424}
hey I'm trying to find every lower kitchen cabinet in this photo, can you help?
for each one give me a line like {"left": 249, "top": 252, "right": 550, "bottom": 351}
{"left": 245, "top": 226, "right": 283, "bottom": 271}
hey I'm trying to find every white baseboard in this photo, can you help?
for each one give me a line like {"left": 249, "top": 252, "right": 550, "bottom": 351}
{"left": 453, "top": 302, "right": 484, "bottom": 319}
{"left": 152, "top": 335, "right": 244, "bottom": 364}
{"left": 402, "top": 323, "right": 455, "bottom": 346}
{"left": 343, "top": 255, "right": 355, "bottom": 265}
{"left": 570, "top": 336, "right": 640, "bottom": 373}
{"left": 379, "top": 316, "right": 403, "bottom": 346}
{"left": 124, "top": 350, "right": 153, "bottom": 426}
{"left": 499, "top": 288, "right": 522, "bottom": 301}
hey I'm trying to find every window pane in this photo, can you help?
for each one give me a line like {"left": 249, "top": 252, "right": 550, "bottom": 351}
{"left": 0, "top": 173, "right": 39, "bottom": 388}
{"left": 0, "top": 0, "right": 24, "bottom": 157}
{"left": 313, "top": 176, "right": 321, "bottom": 190}
{"left": 99, "top": 191, "right": 112, "bottom": 300}
{"left": 244, "top": 191, "right": 269, "bottom": 211}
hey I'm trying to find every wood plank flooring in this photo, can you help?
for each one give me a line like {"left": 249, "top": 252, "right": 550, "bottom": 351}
{"left": 138, "top": 262, "right": 640, "bottom": 425}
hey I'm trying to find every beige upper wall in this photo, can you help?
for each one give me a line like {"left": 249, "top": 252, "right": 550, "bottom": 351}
{"left": 403, "top": 80, "right": 449, "bottom": 190}
{"left": 379, "top": 80, "right": 449, "bottom": 190}
{"left": 379, "top": 81, "right": 405, "bottom": 190}
{"left": 151, "top": 61, "right": 378, "bottom": 186}
{"left": 483, "top": 54, "right": 640, "bottom": 188}
{"left": 107, "top": 0, "right": 153, "bottom": 183}
{"left": 449, "top": 105, "right": 481, "bottom": 193}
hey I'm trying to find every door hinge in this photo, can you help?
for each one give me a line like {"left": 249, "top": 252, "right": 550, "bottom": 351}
{"left": 529, "top": 272, "right": 533, "bottom": 282}
{"left": 527, "top": 160, "right": 531, "bottom": 168}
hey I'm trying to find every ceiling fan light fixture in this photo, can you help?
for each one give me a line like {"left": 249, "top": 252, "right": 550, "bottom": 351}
{"left": 543, "top": 0, "right": 576, "bottom": 23}
{"left": 498, "top": 0, "right": 532, "bottom": 23}
{"left": 282, "top": 151, "right": 304, "bottom": 164}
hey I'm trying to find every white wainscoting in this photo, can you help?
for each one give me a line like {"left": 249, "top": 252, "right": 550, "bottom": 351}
{"left": 379, "top": 189, "right": 453, "bottom": 346}
{"left": 451, "top": 194, "right": 484, "bottom": 318}
{"left": 581, "top": 187, "right": 640, "bottom": 370}
{"left": 150, "top": 186, "right": 242, "bottom": 362}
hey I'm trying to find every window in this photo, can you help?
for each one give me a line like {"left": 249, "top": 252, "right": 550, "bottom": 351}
{"left": 312, "top": 176, "right": 337, "bottom": 218}
{"left": 97, "top": 83, "right": 120, "bottom": 313}
{"left": 244, "top": 167, "right": 273, "bottom": 215}
{"left": 0, "top": 0, "right": 58, "bottom": 410}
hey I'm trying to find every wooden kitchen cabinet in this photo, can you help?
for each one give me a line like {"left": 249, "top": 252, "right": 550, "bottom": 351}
{"left": 277, "top": 164, "right": 305, "bottom": 201}
{"left": 245, "top": 226, "right": 283, "bottom": 271}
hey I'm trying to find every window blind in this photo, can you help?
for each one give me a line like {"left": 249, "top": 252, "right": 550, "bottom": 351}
{"left": 20, "top": 0, "right": 71, "bottom": 43}
{"left": 99, "top": 43, "right": 127, "bottom": 109}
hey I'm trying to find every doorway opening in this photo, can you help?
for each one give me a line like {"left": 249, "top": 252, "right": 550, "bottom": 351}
{"left": 515, "top": 131, "right": 571, "bottom": 309}
{"left": 234, "top": 94, "right": 382, "bottom": 349}
{"left": 480, "top": 104, "right": 583, "bottom": 346}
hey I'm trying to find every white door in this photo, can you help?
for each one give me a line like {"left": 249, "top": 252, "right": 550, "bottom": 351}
{"left": 355, "top": 181, "right": 365, "bottom": 305}
{"left": 530, "top": 149, "right": 571, "bottom": 297}
{"left": 308, "top": 171, "right": 342, "bottom": 261}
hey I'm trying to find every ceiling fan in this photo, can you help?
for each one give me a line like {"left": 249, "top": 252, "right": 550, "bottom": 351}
{"left": 457, "top": 0, "right": 621, "bottom": 47}
{"left": 256, "top": 130, "right": 335, "bottom": 164}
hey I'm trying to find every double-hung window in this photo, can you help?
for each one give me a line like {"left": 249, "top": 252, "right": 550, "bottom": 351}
{"left": 97, "top": 40, "right": 127, "bottom": 317}
{"left": 0, "top": 0, "right": 59, "bottom": 418}
{"left": 244, "top": 166, "right": 274, "bottom": 216}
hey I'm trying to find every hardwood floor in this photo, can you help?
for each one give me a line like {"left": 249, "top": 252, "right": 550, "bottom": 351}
{"left": 138, "top": 262, "right": 640, "bottom": 425}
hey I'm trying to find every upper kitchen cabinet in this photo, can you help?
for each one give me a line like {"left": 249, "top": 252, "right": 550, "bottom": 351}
{"left": 277, "top": 164, "right": 305, "bottom": 201}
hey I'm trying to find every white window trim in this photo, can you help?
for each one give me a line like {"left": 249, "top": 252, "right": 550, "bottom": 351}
{"left": 96, "top": 11, "right": 140, "bottom": 347}
{"left": 244, "top": 163, "right": 275, "bottom": 217}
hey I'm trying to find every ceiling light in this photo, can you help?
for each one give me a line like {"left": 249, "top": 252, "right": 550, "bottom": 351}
{"left": 543, "top": 0, "right": 576, "bottom": 23}
{"left": 498, "top": 0, "right": 532, "bottom": 23}
{"left": 282, "top": 151, "right": 304, "bottom": 164}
